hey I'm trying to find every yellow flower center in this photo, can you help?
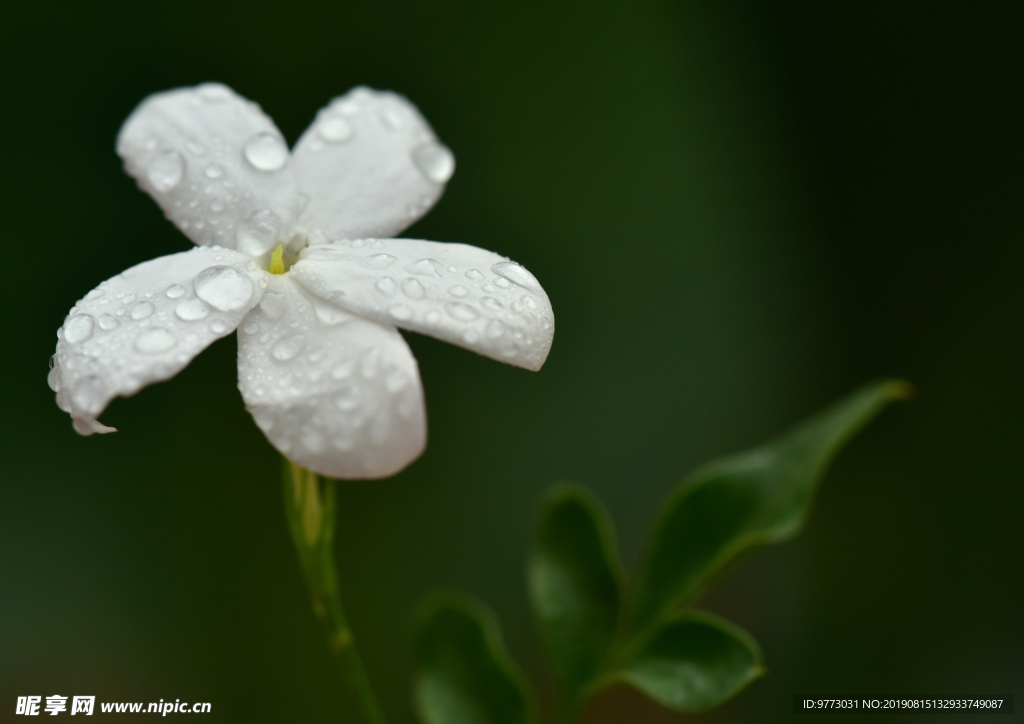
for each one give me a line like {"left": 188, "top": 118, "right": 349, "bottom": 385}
{"left": 269, "top": 243, "right": 286, "bottom": 275}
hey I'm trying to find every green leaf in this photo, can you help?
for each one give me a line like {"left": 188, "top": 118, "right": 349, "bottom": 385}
{"left": 527, "top": 485, "right": 623, "bottom": 700}
{"left": 414, "top": 592, "right": 535, "bottom": 724}
{"left": 615, "top": 611, "right": 763, "bottom": 713}
{"left": 631, "top": 379, "right": 910, "bottom": 629}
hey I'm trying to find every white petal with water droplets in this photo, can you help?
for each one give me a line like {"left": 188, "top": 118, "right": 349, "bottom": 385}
{"left": 291, "top": 87, "right": 454, "bottom": 240}
{"left": 50, "top": 246, "right": 267, "bottom": 435}
{"left": 237, "top": 275, "right": 426, "bottom": 479}
{"left": 291, "top": 238, "right": 554, "bottom": 371}
{"left": 117, "top": 83, "right": 304, "bottom": 249}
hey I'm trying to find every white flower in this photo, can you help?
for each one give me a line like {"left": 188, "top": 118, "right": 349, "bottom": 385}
{"left": 49, "top": 83, "right": 554, "bottom": 479}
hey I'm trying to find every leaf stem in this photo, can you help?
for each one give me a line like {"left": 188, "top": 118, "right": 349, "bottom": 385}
{"left": 283, "top": 460, "right": 388, "bottom": 724}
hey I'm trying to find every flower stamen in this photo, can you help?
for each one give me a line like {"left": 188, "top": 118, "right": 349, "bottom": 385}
{"left": 269, "top": 243, "right": 286, "bottom": 274}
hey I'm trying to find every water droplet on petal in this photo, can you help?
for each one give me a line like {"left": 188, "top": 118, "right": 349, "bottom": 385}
{"left": 492, "top": 261, "right": 542, "bottom": 292}
{"left": 72, "top": 375, "right": 106, "bottom": 414}
{"left": 319, "top": 116, "right": 354, "bottom": 142}
{"left": 87, "top": 289, "right": 105, "bottom": 300}
{"left": 147, "top": 151, "right": 185, "bottom": 192}
{"left": 64, "top": 314, "right": 94, "bottom": 344}
{"left": 236, "top": 209, "right": 281, "bottom": 256}
{"left": 244, "top": 322, "right": 260, "bottom": 335}
{"left": 465, "top": 269, "right": 484, "bottom": 281}
{"left": 135, "top": 328, "right": 177, "bottom": 353}
{"left": 360, "top": 348, "right": 381, "bottom": 378}
{"left": 243, "top": 133, "right": 288, "bottom": 171}
{"left": 98, "top": 314, "right": 119, "bottom": 330}
{"left": 331, "top": 360, "right": 356, "bottom": 380}
{"left": 175, "top": 299, "right": 210, "bottom": 321}
{"left": 360, "top": 253, "right": 398, "bottom": 269}
{"left": 385, "top": 371, "right": 409, "bottom": 393}
{"left": 204, "top": 164, "right": 224, "bottom": 179}
{"left": 194, "top": 266, "right": 253, "bottom": 311}
{"left": 258, "top": 292, "right": 287, "bottom": 320}
{"left": 130, "top": 301, "right": 155, "bottom": 320}
{"left": 198, "top": 83, "right": 232, "bottom": 102}
{"left": 186, "top": 140, "right": 207, "bottom": 155}
{"left": 210, "top": 320, "right": 227, "bottom": 334}
{"left": 446, "top": 302, "right": 480, "bottom": 322}
{"left": 481, "top": 297, "right": 503, "bottom": 311}
{"left": 449, "top": 285, "right": 468, "bottom": 297}
{"left": 389, "top": 305, "right": 413, "bottom": 321}
{"left": 335, "top": 385, "right": 360, "bottom": 411}
{"left": 486, "top": 320, "right": 506, "bottom": 339}
{"left": 165, "top": 284, "right": 186, "bottom": 299}
{"left": 375, "top": 277, "right": 397, "bottom": 296}
{"left": 47, "top": 367, "right": 60, "bottom": 392}
{"left": 48, "top": 354, "right": 57, "bottom": 370}
{"left": 272, "top": 334, "right": 305, "bottom": 361}
{"left": 494, "top": 277, "right": 511, "bottom": 288}
{"left": 405, "top": 258, "right": 445, "bottom": 276}
{"left": 412, "top": 141, "right": 455, "bottom": 183}
{"left": 401, "top": 278, "right": 425, "bottom": 300}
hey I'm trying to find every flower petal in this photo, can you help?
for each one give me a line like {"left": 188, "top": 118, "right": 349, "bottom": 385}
{"left": 50, "top": 246, "right": 268, "bottom": 434}
{"left": 290, "top": 239, "right": 554, "bottom": 371}
{"left": 117, "top": 83, "right": 304, "bottom": 251}
{"left": 238, "top": 275, "right": 426, "bottom": 479}
{"left": 291, "top": 87, "right": 454, "bottom": 240}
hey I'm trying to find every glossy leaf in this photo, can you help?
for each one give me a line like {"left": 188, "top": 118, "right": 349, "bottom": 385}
{"left": 414, "top": 593, "right": 535, "bottom": 724}
{"left": 631, "top": 379, "right": 910, "bottom": 629}
{"left": 528, "top": 485, "right": 623, "bottom": 698}
{"left": 616, "top": 611, "right": 763, "bottom": 713}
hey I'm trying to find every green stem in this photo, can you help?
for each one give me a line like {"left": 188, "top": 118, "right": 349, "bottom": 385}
{"left": 283, "top": 460, "right": 388, "bottom": 724}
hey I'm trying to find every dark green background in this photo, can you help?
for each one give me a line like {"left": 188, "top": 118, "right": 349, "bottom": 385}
{"left": 1, "top": 2, "right": 1020, "bottom": 722}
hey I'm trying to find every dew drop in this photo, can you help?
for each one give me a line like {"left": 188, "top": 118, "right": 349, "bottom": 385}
{"left": 381, "top": 107, "right": 404, "bottom": 129}
{"left": 186, "top": 140, "right": 207, "bottom": 155}
{"left": 87, "top": 289, "right": 105, "bottom": 300}
{"left": 130, "top": 301, "right": 155, "bottom": 320}
{"left": 481, "top": 297, "right": 503, "bottom": 311}
{"left": 48, "top": 354, "right": 57, "bottom": 370}
{"left": 272, "top": 334, "right": 305, "bottom": 361}
{"left": 401, "top": 278, "right": 425, "bottom": 300}
{"left": 335, "top": 385, "right": 360, "bottom": 411}
{"left": 318, "top": 116, "right": 354, "bottom": 142}
{"left": 446, "top": 302, "right": 480, "bottom": 322}
{"left": 486, "top": 320, "right": 506, "bottom": 339}
{"left": 64, "top": 314, "right": 94, "bottom": 344}
{"left": 175, "top": 299, "right": 210, "bottom": 321}
{"left": 147, "top": 151, "right": 185, "bottom": 192}
{"left": 236, "top": 209, "right": 281, "bottom": 256}
{"left": 389, "top": 305, "right": 413, "bottom": 321}
{"left": 135, "top": 328, "right": 177, "bottom": 353}
{"left": 165, "top": 284, "right": 186, "bottom": 299}
{"left": 448, "top": 285, "right": 468, "bottom": 297}
{"left": 243, "top": 133, "right": 288, "bottom": 171}
{"left": 405, "top": 258, "right": 445, "bottom": 276}
{"left": 244, "top": 322, "right": 260, "bottom": 335}
{"left": 385, "top": 371, "right": 409, "bottom": 393}
{"left": 412, "top": 141, "right": 455, "bottom": 184}
{"left": 47, "top": 367, "right": 60, "bottom": 392}
{"left": 204, "top": 164, "right": 224, "bottom": 179}
{"left": 360, "top": 348, "right": 382, "bottom": 378}
{"left": 194, "top": 266, "right": 253, "bottom": 311}
{"left": 72, "top": 376, "right": 106, "bottom": 414}
{"left": 465, "top": 269, "right": 484, "bottom": 281}
{"left": 98, "top": 314, "right": 119, "bottom": 331}
{"left": 197, "top": 83, "right": 232, "bottom": 102}
{"left": 259, "top": 292, "right": 287, "bottom": 320}
{"left": 361, "top": 253, "right": 398, "bottom": 269}
{"left": 494, "top": 277, "right": 511, "bottom": 289}
{"left": 375, "top": 277, "right": 397, "bottom": 296}
{"left": 492, "top": 261, "right": 542, "bottom": 292}
{"left": 331, "top": 360, "right": 356, "bottom": 380}
{"left": 210, "top": 320, "right": 227, "bottom": 334}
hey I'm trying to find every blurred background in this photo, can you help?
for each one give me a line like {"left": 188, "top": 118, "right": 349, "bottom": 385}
{"left": 1, "top": 1, "right": 1020, "bottom": 721}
